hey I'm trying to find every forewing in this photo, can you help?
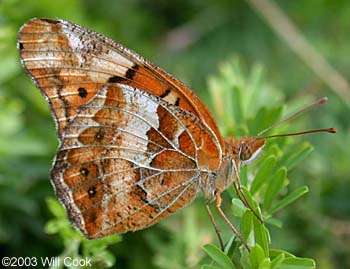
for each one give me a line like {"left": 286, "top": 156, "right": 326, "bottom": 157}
{"left": 18, "top": 18, "right": 224, "bottom": 153}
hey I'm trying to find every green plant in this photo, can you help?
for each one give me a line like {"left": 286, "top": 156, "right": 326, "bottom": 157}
{"left": 201, "top": 58, "right": 317, "bottom": 269}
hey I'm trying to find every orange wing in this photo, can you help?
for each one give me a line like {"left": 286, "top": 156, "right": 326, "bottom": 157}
{"left": 18, "top": 18, "right": 223, "bottom": 238}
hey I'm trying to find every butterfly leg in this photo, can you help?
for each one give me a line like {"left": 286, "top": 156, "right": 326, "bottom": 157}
{"left": 232, "top": 161, "right": 264, "bottom": 223}
{"left": 205, "top": 203, "right": 224, "bottom": 251}
{"left": 215, "top": 192, "right": 251, "bottom": 252}
{"left": 232, "top": 182, "right": 263, "bottom": 223}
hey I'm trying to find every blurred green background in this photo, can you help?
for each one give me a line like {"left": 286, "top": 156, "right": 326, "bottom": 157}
{"left": 0, "top": 0, "right": 349, "bottom": 268}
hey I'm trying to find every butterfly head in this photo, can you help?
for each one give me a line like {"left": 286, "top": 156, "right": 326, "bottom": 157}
{"left": 235, "top": 137, "right": 266, "bottom": 166}
{"left": 225, "top": 136, "right": 266, "bottom": 167}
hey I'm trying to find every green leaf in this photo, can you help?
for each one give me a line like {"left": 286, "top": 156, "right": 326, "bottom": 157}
{"left": 269, "top": 249, "right": 295, "bottom": 259}
{"left": 90, "top": 250, "right": 116, "bottom": 268}
{"left": 250, "top": 244, "right": 266, "bottom": 269}
{"left": 83, "top": 234, "right": 121, "bottom": 255}
{"left": 270, "top": 186, "right": 309, "bottom": 214}
{"left": 44, "top": 219, "right": 61, "bottom": 234}
{"left": 271, "top": 253, "right": 285, "bottom": 269}
{"left": 231, "top": 198, "right": 246, "bottom": 217}
{"left": 279, "top": 257, "right": 315, "bottom": 269}
{"left": 224, "top": 234, "right": 239, "bottom": 255}
{"left": 201, "top": 265, "right": 224, "bottom": 269}
{"left": 258, "top": 258, "right": 271, "bottom": 269}
{"left": 253, "top": 217, "right": 269, "bottom": 256}
{"left": 263, "top": 167, "right": 287, "bottom": 210}
{"left": 240, "top": 210, "right": 253, "bottom": 240}
{"left": 240, "top": 166, "right": 249, "bottom": 187}
{"left": 250, "top": 155, "right": 277, "bottom": 195}
{"left": 264, "top": 144, "right": 282, "bottom": 159}
{"left": 248, "top": 105, "right": 283, "bottom": 135}
{"left": 46, "top": 197, "right": 66, "bottom": 218}
{"left": 203, "top": 244, "right": 236, "bottom": 269}
{"left": 239, "top": 248, "right": 251, "bottom": 269}
{"left": 264, "top": 217, "right": 283, "bottom": 228}
{"left": 279, "top": 143, "right": 313, "bottom": 170}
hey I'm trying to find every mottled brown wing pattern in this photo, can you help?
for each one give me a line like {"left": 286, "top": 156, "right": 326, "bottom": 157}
{"left": 18, "top": 18, "right": 225, "bottom": 238}
{"left": 52, "top": 84, "right": 218, "bottom": 238}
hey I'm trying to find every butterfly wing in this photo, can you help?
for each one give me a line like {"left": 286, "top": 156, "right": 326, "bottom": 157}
{"left": 18, "top": 18, "right": 223, "bottom": 237}
{"left": 53, "top": 83, "right": 220, "bottom": 237}
{"left": 18, "top": 18, "right": 224, "bottom": 148}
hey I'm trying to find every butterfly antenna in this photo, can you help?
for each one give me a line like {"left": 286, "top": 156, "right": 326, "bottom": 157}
{"left": 262, "top": 128, "right": 336, "bottom": 139}
{"left": 255, "top": 97, "right": 335, "bottom": 138}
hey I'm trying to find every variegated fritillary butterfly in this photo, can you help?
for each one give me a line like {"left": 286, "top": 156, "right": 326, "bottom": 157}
{"left": 18, "top": 18, "right": 335, "bottom": 250}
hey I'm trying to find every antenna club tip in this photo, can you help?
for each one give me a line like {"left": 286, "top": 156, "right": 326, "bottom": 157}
{"left": 328, "top": 128, "right": 337, "bottom": 133}
{"left": 318, "top": 97, "right": 328, "bottom": 104}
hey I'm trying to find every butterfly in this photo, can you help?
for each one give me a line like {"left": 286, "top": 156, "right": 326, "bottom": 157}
{"left": 18, "top": 18, "right": 335, "bottom": 250}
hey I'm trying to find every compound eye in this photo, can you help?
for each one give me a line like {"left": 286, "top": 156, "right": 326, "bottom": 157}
{"left": 239, "top": 143, "right": 252, "bottom": 161}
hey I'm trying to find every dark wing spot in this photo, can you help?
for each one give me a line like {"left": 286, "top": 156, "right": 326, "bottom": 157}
{"left": 80, "top": 168, "right": 89, "bottom": 176}
{"left": 125, "top": 69, "right": 135, "bottom": 79}
{"left": 19, "top": 42, "right": 24, "bottom": 51}
{"left": 125, "top": 65, "right": 138, "bottom": 79}
{"left": 107, "top": 65, "right": 138, "bottom": 83}
{"left": 108, "top": 76, "right": 125, "bottom": 83}
{"left": 87, "top": 186, "right": 97, "bottom": 198}
{"left": 175, "top": 98, "right": 180, "bottom": 106}
{"left": 95, "top": 129, "right": 105, "bottom": 141}
{"left": 78, "top": 87, "right": 88, "bottom": 98}
{"left": 160, "top": 88, "right": 171, "bottom": 98}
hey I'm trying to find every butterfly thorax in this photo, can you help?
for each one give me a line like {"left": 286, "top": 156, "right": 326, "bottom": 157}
{"left": 226, "top": 136, "right": 266, "bottom": 166}
{"left": 204, "top": 136, "right": 266, "bottom": 200}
